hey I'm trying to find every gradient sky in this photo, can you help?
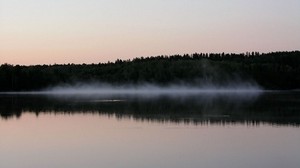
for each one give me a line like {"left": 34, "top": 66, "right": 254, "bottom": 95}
{"left": 1, "top": 0, "right": 300, "bottom": 65}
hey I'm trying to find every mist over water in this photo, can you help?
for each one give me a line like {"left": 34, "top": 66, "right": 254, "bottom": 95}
{"left": 39, "top": 82, "right": 262, "bottom": 96}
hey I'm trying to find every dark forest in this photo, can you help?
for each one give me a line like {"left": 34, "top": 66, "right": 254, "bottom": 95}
{"left": 0, "top": 51, "right": 299, "bottom": 91}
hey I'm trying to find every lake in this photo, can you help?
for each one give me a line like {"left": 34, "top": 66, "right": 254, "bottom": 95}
{"left": 0, "top": 91, "right": 300, "bottom": 168}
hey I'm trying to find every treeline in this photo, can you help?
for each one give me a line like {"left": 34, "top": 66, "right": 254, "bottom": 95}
{"left": 0, "top": 51, "right": 300, "bottom": 91}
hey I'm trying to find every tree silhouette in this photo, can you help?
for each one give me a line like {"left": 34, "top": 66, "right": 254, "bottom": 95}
{"left": 0, "top": 51, "right": 299, "bottom": 91}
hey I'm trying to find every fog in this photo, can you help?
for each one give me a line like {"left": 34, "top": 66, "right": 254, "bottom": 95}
{"left": 38, "top": 82, "right": 263, "bottom": 96}
{"left": 0, "top": 81, "right": 265, "bottom": 99}
{"left": 38, "top": 60, "right": 262, "bottom": 96}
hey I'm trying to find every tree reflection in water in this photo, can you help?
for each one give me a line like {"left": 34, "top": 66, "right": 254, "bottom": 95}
{"left": 1, "top": 91, "right": 300, "bottom": 126}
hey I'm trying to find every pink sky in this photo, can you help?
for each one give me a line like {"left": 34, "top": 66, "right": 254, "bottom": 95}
{"left": 1, "top": 0, "right": 300, "bottom": 65}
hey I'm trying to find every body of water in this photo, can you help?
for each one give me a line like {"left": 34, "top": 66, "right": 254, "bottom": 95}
{"left": 0, "top": 91, "right": 300, "bottom": 168}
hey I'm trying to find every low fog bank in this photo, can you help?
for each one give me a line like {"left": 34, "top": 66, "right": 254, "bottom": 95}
{"left": 40, "top": 82, "right": 263, "bottom": 96}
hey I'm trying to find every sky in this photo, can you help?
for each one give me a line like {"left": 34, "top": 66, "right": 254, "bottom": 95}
{"left": 0, "top": 0, "right": 300, "bottom": 65}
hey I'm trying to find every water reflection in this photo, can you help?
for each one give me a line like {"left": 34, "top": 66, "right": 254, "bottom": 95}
{"left": 1, "top": 92, "right": 300, "bottom": 126}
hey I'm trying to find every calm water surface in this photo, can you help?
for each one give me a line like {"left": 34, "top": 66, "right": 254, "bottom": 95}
{"left": 0, "top": 91, "right": 300, "bottom": 168}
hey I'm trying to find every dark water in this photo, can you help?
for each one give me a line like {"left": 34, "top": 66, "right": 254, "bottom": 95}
{"left": 0, "top": 91, "right": 300, "bottom": 168}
